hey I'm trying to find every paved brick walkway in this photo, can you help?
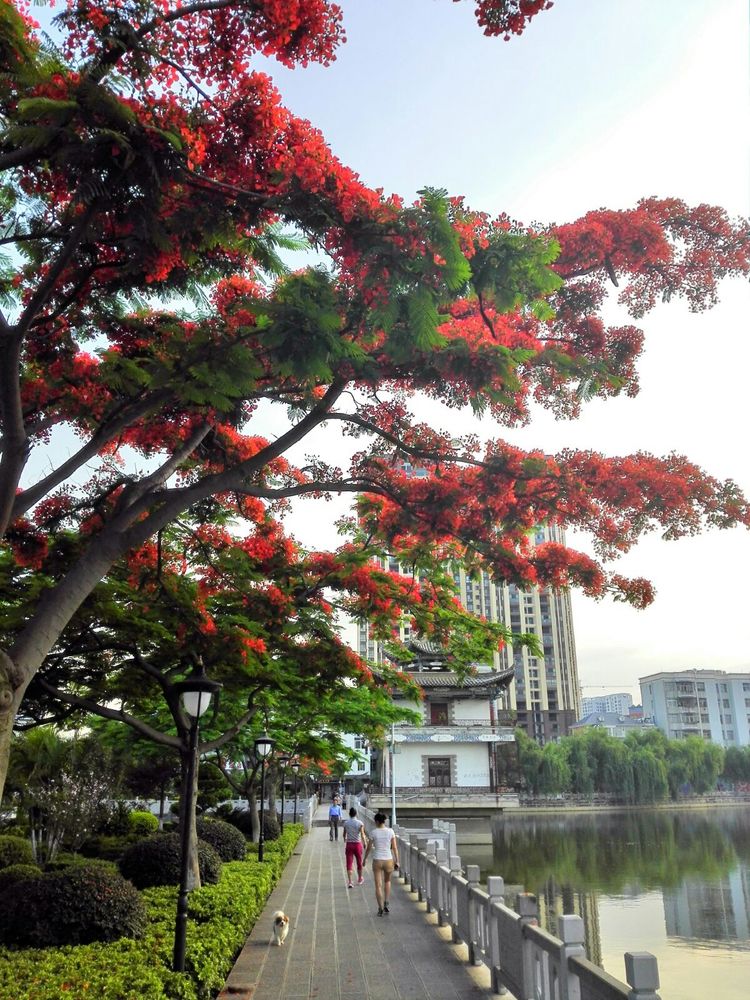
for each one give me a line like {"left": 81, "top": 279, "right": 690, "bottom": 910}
{"left": 218, "top": 808, "right": 494, "bottom": 1000}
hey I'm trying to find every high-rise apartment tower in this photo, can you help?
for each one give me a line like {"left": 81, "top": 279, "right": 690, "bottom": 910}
{"left": 355, "top": 522, "right": 581, "bottom": 744}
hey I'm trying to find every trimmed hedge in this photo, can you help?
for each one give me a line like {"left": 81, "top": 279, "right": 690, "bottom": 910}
{"left": 223, "top": 807, "right": 253, "bottom": 838}
{"left": 0, "top": 865, "right": 147, "bottom": 948}
{"left": 262, "top": 814, "right": 280, "bottom": 842}
{"left": 44, "top": 854, "right": 118, "bottom": 873}
{"left": 0, "top": 823, "right": 304, "bottom": 1000}
{"left": 79, "top": 834, "right": 131, "bottom": 862}
{"left": 119, "top": 832, "right": 222, "bottom": 889}
{"left": 0, "top": 835, "right": 33, "bottom": 869}
{"left": 0, "top": 863, "right": 41, "bottom": 894}
{"left": 195, "top": 817, "right": 247, "bottom": 861}
{"left": 128, "top": 810, "right": 159, "bottom": 837}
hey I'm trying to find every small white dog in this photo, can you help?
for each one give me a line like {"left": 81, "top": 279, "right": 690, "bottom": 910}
{"left": 272, "top": 910, "right": 290, "bottom": 946}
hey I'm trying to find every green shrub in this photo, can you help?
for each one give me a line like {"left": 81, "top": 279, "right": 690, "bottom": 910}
{"left": 0, "top": 862, "right": 41, "bottom": 894}
{"left": 262, "top": 813, "right": 280, "bottom": 841}
{"left": 195, "top": 817, "right": 247, "bottom": 861}
{"left": 0, "top": 823, "right": 28, "bottom": 838}
{"left": 14, "top": 865, "right": 146, "bottom": 947}
{"left": 224, "top": 807, "right": 253, "bottom": 838}
{"left": 44, "top": 853, "right": 118, "bottom": 873}
{"left": 119, "top": 832, "right": 222, "bottom": 889}
{"left": 79, "top": 834, "right": 130, "bottom": 861}
{"left": 0, "top": 824, "right": 305, "bottom": 1000}
{"left": 0, "top": 834, "right": 33, "bottom": 869}
{"left": 96, "top": 800, "right": 132, "bottom": 837}
{"left": 128, "top": 810, "right": 159, "bottom": 837}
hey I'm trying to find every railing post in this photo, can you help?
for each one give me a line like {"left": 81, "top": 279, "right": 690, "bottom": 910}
{"left": 410, "top": 834, "right": 420, "bottom": 892}
{"left": 416, "top": 836, "right": 429, "bottom": 901}
{"left": 449, "top": 854, "right": 462, "bottom": 943}
{"left": 435, "top": 848, "right": 449, "bottom": 926}
{"left": 466, "top": 864, "right": 482, "bottom": 966}
{"left": 448, "top": 821, "right": 457, "bottom": 858}
{"left": 425, "top": 839, "right": 438, "bottom": 912}
{"left": 625, "top": 952, "right": 660, "bottom": 1000}
{"left": 398, "top": 832, "right": 409, "bottom": 882}
{"left": 558, "top": 914, "right": 586, "bottom": 1000}
{"left": 487, "top": 877, "right": 507, "bottom": 996}
{"left": 516, "top": 892, "right": 539, "bottom": 1000}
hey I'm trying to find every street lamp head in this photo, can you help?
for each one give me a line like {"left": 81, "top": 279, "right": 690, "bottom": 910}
{"left": 254, "top": 732, "right": 274, "bottom": 759}
{"left": 278, "top": 754, "right": 290, "bottom": 767}
{"left": 290, "top": 760, "right": 300, "bottom": 773}
{"left": 173, "top": 662, "right": 222, "bottom": 720}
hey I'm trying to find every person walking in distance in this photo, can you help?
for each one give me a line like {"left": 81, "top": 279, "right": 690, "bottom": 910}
{"left": 328, "top": 795, "right": 342, "bottom": 841}
{"left": 362, "top": 812, "right": 399, "bottom": 915}
{"left": 342, "top": 807, "right": 368, "bottom": 888}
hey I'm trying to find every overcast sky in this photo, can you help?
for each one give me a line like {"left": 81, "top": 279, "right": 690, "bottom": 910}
{"left": 262, "top": 0, "right": 750, "bottom": 702}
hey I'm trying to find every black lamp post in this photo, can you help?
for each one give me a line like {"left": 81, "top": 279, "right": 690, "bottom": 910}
{"left": 255, "top": 732, "right": 274, "bottom": 861}
{"left": 172, "top": 663, "right": 222, "bottom": 973}
{"left": 291, "top": 760, "right": 300, "bottom": 824}
{"left": 277, "top": 754, "right": 290, "bottom": 833}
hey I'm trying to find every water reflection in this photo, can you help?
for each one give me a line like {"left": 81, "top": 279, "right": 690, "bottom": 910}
{"left": 462, "top": 807, "right": 750, "bottom": 999}
{"left": 489, "top": 809, "right": 740, "bottom": 892}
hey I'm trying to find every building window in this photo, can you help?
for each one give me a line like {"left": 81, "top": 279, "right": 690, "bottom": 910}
{"left": 430, "top": 702, "right": 449, "bottom": 725}
{"left": 427, "top": 757, "right": 452, "bottom": 788}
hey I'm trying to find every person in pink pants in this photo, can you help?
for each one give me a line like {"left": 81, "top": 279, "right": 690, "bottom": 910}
{"left": 342, "top": 807, "right": 368, "bottom": 888}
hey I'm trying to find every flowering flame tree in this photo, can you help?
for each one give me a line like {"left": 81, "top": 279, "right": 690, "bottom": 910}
{"left": 0, "top": 0, "right": 748, "bottom": 799}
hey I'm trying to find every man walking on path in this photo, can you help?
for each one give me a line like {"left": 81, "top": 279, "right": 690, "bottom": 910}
{"left": 363, "top": 811, "right": 400, "bottom": 915}
{"left": 328, "top": 795, "right": 342, "bottom": 841}
{"left": 342, "top": 806, "right": 368, "bottom": 888}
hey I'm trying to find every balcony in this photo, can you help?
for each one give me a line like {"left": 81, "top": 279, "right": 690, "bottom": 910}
{"left": 417, "top": 713, "right": 516, "bottom": 727}
{"left": 393, "top": 716, "right": 516, "bottom": 744}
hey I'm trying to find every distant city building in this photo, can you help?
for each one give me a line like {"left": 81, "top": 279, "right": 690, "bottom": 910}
{"left": 580, "top": 692, "right": 633, "bottom": 717}
{"left": 570, "top": 711, "right": 656, "bottom": 740}
{"left": 640, "top": 669, "right": 750, "bottom": 747}
{"left": 356, "top": 523, "right": 581, "bottom": 746}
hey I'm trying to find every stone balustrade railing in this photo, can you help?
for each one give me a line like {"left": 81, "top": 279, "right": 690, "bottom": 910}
{"left": 356, "top": 805, "right": 661, "bottom": 1000}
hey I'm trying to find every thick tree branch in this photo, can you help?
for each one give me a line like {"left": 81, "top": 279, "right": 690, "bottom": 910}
{"left": 202, "top": 694, "right": 264, "bottom": 753}
{"left": 11, "top": 389, "right": 174, "bottom": 520}
{"left": 0, "top": 333, "right": 28, "bottom": 536}
{"left": 136, "top": 0, "right": 238, "bottom": 41}
{"left": 118, "top": 380, "right": 346, "bottom": 545}
{"left": 13, "top": 200, "right": 98, "bottom": 339}
{"left": 34, "top": 675, "right": 181, "bottom": 748}
{"left": 116, "top": 420, "right": 213, "bottom": 514}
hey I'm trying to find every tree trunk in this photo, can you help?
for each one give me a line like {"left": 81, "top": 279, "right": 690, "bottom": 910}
{"left": 158, "top": 782, "right": 167, "bottom": 830}
{"left": 0, "top": 533, "right": 123, "bottom": 802}
{"left": 266, "top": 772, "right": 277, "bottom": 823}
{"left": 247, "top": 790, "right": 259, "bottom": 842}
{"left": 0, "top": 676, "right": 27, "bottom": 811}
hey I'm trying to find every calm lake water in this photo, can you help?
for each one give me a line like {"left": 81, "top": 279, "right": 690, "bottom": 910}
{"left": 462, "top": 807, "right": 750, "bottom": 1000}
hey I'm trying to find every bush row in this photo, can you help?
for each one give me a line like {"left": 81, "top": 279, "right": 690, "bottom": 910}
{"left": 0, "top": 823, "right": 304, "bottom": 1000}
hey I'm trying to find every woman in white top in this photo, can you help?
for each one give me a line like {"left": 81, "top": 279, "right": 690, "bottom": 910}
{"left": 362, "top": 812, "right": 399, "bottom": 915}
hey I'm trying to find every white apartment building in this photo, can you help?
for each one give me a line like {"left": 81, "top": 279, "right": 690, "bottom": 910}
{"left": 580, "top": 692, "right": 634, "bottom": 717}
{"left": 640, "top": 669, "right": 750, "bottom": 747}
{"left": 570, "top": 711, "right": 656, "bottom": 740}
{"left": 356, "top": 523, "right": 581, "bottom": 745}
